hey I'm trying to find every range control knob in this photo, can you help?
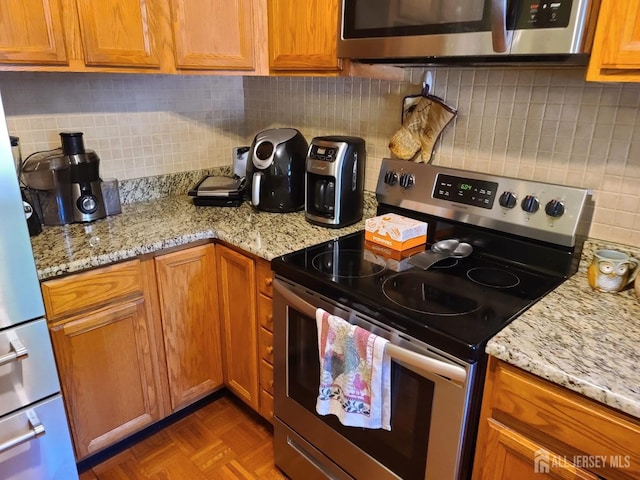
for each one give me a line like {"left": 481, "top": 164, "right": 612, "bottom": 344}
{"left": 498, "top": 191, "right": 518, "bottom": 209}
{"left": 384, "top": 170, "right": 398, "bottom": 185}
{"left": 521, "top": 195, "right": 540, "bottom": 214}
{"left": 399, "top": 173, "right": 415, "bottom": 189}
{"left": 545, "top": 199, "right": 565, "bottom": 218}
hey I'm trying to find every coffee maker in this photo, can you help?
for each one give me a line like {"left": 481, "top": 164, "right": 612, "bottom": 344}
{"left": 305, "top": 136, "right": 365, "bottom": 228}
{"left": 62, "top": 132, "right": 106, "bottom": 223}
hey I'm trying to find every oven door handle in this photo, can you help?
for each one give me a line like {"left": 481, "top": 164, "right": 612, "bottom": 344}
{"left": 274, "top": 279, "right": 467, "bottom": 385}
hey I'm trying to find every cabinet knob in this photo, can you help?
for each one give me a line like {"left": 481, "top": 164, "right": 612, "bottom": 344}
{"left": 267, "top": 314, "right": 273, "bottom": 323}
{"left": 266, "top": 346, "right": 274, "bottom": 354}
{"left": 265, "top": 277, "right": 273, "bottom": 287}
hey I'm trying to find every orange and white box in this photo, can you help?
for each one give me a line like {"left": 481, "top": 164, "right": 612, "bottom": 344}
{"left": 364, "top": 213, "right": 427, "bottom": 251}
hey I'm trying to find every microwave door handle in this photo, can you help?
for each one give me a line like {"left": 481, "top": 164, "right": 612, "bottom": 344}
{"left": 491, "top": 0, "right": 508, "bottom": 52}
{"left": 274, "top": 279, "right": 467, "bottom": 385}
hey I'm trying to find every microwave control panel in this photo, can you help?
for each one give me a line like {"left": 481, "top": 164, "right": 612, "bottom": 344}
{"left": 515, "top": 1, "right": 572, "bottom": 29}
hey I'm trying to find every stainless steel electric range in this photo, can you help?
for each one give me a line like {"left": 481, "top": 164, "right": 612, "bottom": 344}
{"left": 271, "top": 158, "right": 593, "bottom": 480}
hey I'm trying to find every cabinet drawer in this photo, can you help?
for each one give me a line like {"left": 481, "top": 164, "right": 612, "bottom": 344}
{"left": 487, "top": 359, "right": 640, "bottom": 480}
{"left": 260, "top": 389, "right": 274, "bottom": 422}
{"left": 259, "top": 328, "right": 274, "bottom": 364}
{"left": 256, "top": 259, "right": 273, "bottom": 298}
{"left": 258, "top": 294, "right": 273, "bottom": 332}
{"left": 260, "top": 359, "right": 274, "bottom": 395}
{"left": 41, "top": 260, "right": 143, "bottom": 321}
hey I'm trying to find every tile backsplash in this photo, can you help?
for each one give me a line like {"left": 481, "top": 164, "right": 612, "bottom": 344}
{"left": 1, "top": 67, "right": 639, "bottom": 246}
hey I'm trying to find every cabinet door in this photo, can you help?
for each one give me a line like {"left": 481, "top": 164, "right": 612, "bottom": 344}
{"left": 0, "top": 0, "right": 67, "bottom": 65}
{"left": 587, "top": 0, "right": 640, "bottom": 81}
{"left": 49, "top": 299, "right": 160, "bottom": 459}
{"left": 155, "top": 244, "right": 223, "bottom": 411}
{"left": 216, "top": 245, "right": 259, "bottom": 410}
{"left": 75, "top": 0, "right": 164, "bottom": 68}
{"left": 479, "top": 419, "right": 598, "bottom": 480}
{"left": 268, "top": 0, "right": 341, "bottom": 73}
{"left": 170, "top": 0, "right": 261, "bottom": 70}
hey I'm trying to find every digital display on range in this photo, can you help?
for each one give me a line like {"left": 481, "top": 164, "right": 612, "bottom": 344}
{"left": 433, "top": 174, "right": 498, "bottom": 209}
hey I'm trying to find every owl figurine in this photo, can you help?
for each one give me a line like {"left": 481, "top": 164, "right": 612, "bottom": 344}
{"left": 587, "top": 256, "right": 631, "bottom": 292}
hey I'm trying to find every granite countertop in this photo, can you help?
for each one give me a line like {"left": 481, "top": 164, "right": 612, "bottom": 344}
{"left": 31, "top": 194, "right": 640, "bottom": 421}
{"left": 31, "top": 194, "right": 376, "bottom": 280}
{"left": 487, "top": 240, "right": 640, "bottom": 420}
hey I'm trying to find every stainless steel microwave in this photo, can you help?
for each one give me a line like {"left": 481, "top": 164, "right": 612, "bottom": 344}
{"left": 337, "top": 0, "right": 600, "bottom": 62}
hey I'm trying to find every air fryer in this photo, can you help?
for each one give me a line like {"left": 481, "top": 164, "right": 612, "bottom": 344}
{"left": 246, "top": 128, "right": 308, "bottom": 213}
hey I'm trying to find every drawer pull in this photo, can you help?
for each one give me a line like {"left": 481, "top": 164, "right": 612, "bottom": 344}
{"left": 0, "top": 409, "right": 46, "bottom": 454}
{"left": 0, "top": 338, "right": 28, "bottom": 367}
{"left": 266, "top": 346, "right": 274, "bottom": 355}
{"left": 265, "top": 278, "right": 273, "bottom": 287}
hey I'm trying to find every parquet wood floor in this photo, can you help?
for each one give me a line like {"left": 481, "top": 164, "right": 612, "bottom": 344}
{"left": 78, "top": 394, "right": 288, "bottom": 480}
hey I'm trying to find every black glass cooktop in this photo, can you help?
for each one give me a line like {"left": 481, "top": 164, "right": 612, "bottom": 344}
{"left": 272, "top": 228, "right": 571, "bottom": 362}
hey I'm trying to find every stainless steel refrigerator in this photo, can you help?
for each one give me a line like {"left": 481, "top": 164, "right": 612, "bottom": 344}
{"left": 0, "top": 91, "right": 78, "bottom": 479}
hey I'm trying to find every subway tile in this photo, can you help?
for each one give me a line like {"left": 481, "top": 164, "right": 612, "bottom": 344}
{"left": 2, "top": 68, "right": 639, "bottom": 246}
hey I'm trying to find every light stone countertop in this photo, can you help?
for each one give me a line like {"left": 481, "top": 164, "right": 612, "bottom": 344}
{"left": 486, "top": 239, "right": 640, "bottom": 420}
{"left": 30, "top": 194, "right": 376, "bottom": 280}
{"left": 30, "top": 194, "right": 640, "bottom": 421}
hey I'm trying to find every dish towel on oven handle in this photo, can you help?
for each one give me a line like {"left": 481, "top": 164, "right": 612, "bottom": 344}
{"left": 315, "top": 308, "right": 391, "bottom": 430}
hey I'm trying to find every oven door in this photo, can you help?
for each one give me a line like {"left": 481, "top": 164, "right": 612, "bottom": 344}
{"left": 273, "top": 278, "right": 474, "bottom": 480}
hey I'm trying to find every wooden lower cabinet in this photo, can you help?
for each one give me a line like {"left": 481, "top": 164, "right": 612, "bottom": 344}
{"left": 154, "top": 244, "right": 224, "bottom": 411}
{"left": 216, "top": 244, "right": 260, "bottom": 410}
{"left": 256, "top": 259, "right": 275, "bottom": 422}
{"left": 44, "top": 242, "right": 273, "bottom": 460}
{"left": 44, "top": 244, "right": 226, "bottom": 460}
{"left": 45, "top": 260, "right": 161, "bottom": 460}
{"left": 481, "top": 419, "right": 598, "bottom": 480}
{"left": 473, "top": 357, "right": 640, "bottom": 480}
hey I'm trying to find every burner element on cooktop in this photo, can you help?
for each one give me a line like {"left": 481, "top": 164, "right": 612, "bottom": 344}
{"left": 382, "top": 272, "right": 481, "bottom": 316}
{"left": 312, "top": 250, "right": 386, "bottom": 278}
{"left": 467, "top": 267, "right": 520, "bottom": 288}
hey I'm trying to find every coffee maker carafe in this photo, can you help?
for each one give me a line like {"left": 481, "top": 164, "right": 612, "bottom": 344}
{"left": 62, "top": 132, "right": 106, "bottom": 223}
{"left": 305, "top": 136, "right": 365, "bottom": 228}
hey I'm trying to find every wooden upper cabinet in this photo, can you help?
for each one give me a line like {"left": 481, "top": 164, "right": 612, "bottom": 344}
{"left": 170, "top": 0, "right": 265, "bottom": 71}
{"left": 0, "top": 0, "right": 68, "bottom": 65}
{"left": 75, "top": 0, "right": 166, "bottom": 68}
{"left": 267, "top": 0, "right": 342, "bottom": 73}
{"left": 587, "top": 0, "right": 640, "bottom": 82}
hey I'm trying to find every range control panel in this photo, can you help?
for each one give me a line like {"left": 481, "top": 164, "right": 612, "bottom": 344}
{"left": 433, "top": 174, "right": 499, "bottom": 209}
{"left": 376, "top": 158, "right": 593, "bottom": 247}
